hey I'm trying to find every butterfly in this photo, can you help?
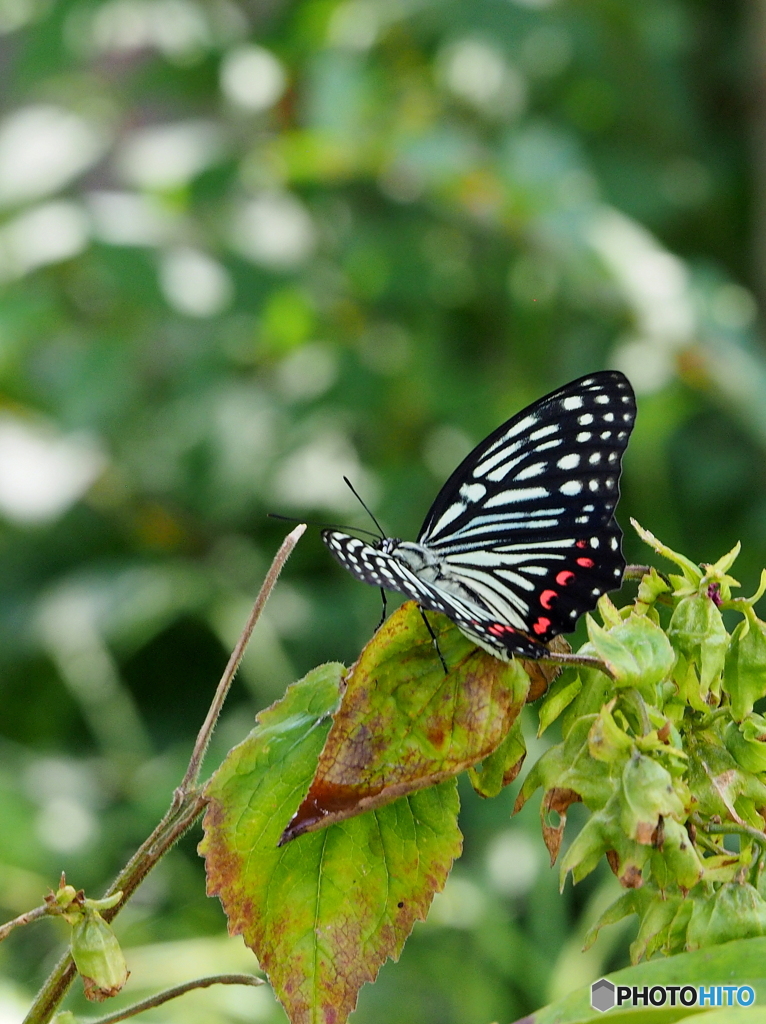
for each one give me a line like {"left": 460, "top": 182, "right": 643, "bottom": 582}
{"left": 323, "top": 371, "right": 636, "bottom": 661}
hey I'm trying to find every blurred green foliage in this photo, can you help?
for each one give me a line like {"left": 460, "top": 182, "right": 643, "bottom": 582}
{"left": 0, "top": 0, "right": 765, "bottom": 1021}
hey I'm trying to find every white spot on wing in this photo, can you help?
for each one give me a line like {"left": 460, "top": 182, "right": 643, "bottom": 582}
{"left": 484, "top": 486, "right": 550, "bottom": 506}
{"left": 562, "top": 396, "right": 583, "bottom": 410}
{"left": 460, "top": 482, "right": 486, "bottom": 502}
{"left": 578, "top": 413, "right": 594, "bottom": 425}
{"left": 516, "top": 461, "right": 547, "bottom": 480}
{"left": 557, "top": 453, "right": 580, "bottom": 470}
{"left": 560, "top": 480, "right": 582, "bottom": 495}
{"left": 530, "top": 424, "right": 559, "bottom": 442}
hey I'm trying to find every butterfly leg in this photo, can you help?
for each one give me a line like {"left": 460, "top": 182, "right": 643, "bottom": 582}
{"left": 374, "top": 587, "right": 388, "bottom": 632}
{"left": 418, "top": 607, "right": 449, "bottom": 674}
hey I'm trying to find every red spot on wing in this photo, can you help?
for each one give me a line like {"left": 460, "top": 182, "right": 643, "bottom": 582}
{"left": 576, "top": 557, "right": 595, "bottom": 568}
{"left": 488, "top": 623, "right": 516, "bottom": 636}
{"left": 540, "top": 589, "right": 557, "bottom": 609}
{"left": 556, "top": 570, "right": 575, "bottom": 586}
{"left": 576, "top": 539, "right": 587, "bottom": 548}
{"left": 532, "top": 616, "right": 551, "bottom": 635}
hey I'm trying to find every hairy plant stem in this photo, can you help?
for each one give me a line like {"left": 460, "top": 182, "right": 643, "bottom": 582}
{"left": 78, "top": 974, "right": 263, "bottom": 1024}
{"left": 0, "top": 905, "right": 49, "bottom": 943}
{"left": 21, "top": 525, "right": 306, "bottom": 1024}
{"left": 538, "top": 650, "right": 615, "bottom": 679}
{"left": 691, "top": 813, "right": 766, "bottom": 850}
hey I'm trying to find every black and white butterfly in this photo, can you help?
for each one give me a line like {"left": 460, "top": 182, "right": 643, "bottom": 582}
{"left": 323, "top": 371, "right": 636, "bottom": 661}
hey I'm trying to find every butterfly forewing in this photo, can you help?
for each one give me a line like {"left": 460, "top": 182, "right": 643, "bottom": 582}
{"left": 322, "top": 371, "right": 636, "bottom": 661}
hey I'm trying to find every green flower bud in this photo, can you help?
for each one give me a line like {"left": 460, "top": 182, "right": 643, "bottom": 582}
{"left": 651, "top": 818, "right": 703, "bottom": 892}
{"left": 631, "top": 892, "right": 685, "bottom": 962}
{"left": 588, "top": 702, "right": 633, "bottom": 763}
{"left": 635, "top": 568, "right": 671, "bottom": 615}
{"left": 53, "top": 885, "right": 78, "bottom": 908}
{"left": 70, "top": 907, "right": 129, "bottom": 1002}
{"left": 668, "top": 595, "right": 729, "bottom": 695}
{"left": 586, "top": 614, "right": 675, "bottom": 700}
{"left": 723, "top": 715, "right": 766, "bottom": 774}
{"left": 53, "top": 1014, "right": 77, "bottom": 1024}
{"left": 620, "top": 753, "right": 685, "bottom": 844}
{"left": 723, "top": 614, "right": 766, "bottom": 721}
{"left": 687, "top": 882, "right": 766, "bottom": 950}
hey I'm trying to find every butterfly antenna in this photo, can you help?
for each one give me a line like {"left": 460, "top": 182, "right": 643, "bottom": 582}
{"left": 342, "top": 476, "right": 386, "bottom": 539}
{"left": 267, "top": 512, "right": 381, "bottom": 540}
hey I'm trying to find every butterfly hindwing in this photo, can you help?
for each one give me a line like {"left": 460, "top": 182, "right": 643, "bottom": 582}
{"left": 322, "top": 530, "right": 547, "bottom": 659}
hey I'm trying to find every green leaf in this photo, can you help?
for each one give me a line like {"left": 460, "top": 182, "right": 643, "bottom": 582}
{"left": 723, "top": 716, "right": 766, "bottom": 773}
{"left": 527, "top": 937, "right": 766, "bottom": 1024}
{"left": 588, "top": 701, "right": 634, "bottom": 763}
{"left": 631, "top": 518, "right": 703, "bottom": 586}
{"left": 537, "top": 670, "right": 582, "bottom": 735}
{"left": 516, "top": 714, "right": 619, "bottom": 814}
{"left": 200, "top": 663, "right": 462, "bottom": 1024}
{"left": 669, "top": 596, "right": 729, "bottom": 695}
{"left": 559, "top": 792, "right": 650, "bottom": 888}
{"left": 285, "top": 602, "right": 530, "bottom": 839}
{"left": 587, "top": 614, "right": 676, "bottom": 698}
{"left": 620, "top": 753, "right": 685, "bottom": 844}
{"left": 468, "top": 714, "right": 526, "bottom": 798}
{"left": 687, "top": 883, "right": 766, "bottom": 950}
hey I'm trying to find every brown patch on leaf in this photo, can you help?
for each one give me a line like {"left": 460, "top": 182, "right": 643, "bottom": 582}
{"left": 282, "top": 603, "right": 530, "bottom": 842}
{"left": 541, "top": 788, "right": 581, "bottom": 864}
{"left": 605, "top": 850, "right": 644, "bottom": 888}
{"left": 634, "top": 821, "right": 656, "bottom": 845}
{"left": 502, "top": 755, "right": 525, "bottom": 788}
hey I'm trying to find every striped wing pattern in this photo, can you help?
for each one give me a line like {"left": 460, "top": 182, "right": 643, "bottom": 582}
{"left": 322, "top": 371, "right": 636, "bottom": 661}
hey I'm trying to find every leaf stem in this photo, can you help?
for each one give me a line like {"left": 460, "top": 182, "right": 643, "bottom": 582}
{"left": 78, "top": 974, "right": 264, "bottom": 1024}
{"left": 21, "top": 526, "right": 306, "bottom": 1024}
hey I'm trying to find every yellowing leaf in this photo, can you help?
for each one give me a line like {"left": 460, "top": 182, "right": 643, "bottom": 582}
{"left": 283, "top": 602, "right": 530, "bottom": 841}
{"left": 200, "top": 663, "right": 462, "bottom": 1024}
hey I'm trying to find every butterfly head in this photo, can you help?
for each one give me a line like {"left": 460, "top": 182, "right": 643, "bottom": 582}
{"left": 378, "top": 537, "right": 401, "bottom": 554}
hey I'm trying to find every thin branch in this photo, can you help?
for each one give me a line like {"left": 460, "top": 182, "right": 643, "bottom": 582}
{"left": 537, "top": 650, "right": 615, "bottom": 680}
{"left": 623, "top": 564, "right": 651, "bottom": 580}
{"left": 176, "top": 522, "right": 306, "bottom": 798}
{"left": 0, "top": 904, "right": 49, "bottom": 943}
{"left": 691, "top": 814, "right": 766, "bottom": 850}
{"left": 22, "top": 527, "right": 306, "bottom": 1024}
{"left": 79, "top": 974, "right": 264, "bottom": 1024}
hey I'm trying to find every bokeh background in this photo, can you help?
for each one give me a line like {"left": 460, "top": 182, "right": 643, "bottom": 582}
{"left": 0, "top": 0, "right": 764, "bottom": 1021}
